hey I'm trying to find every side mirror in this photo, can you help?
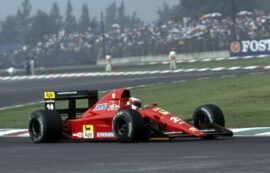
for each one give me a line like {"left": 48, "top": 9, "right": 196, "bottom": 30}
{"left": 151, "top": 102, "right": 158, "bottom": 107}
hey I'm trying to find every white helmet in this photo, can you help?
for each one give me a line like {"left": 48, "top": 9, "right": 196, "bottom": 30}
{"left": 129, "top": 97, "right": 142, "bottom": 109}
{"left": 105, "top": 55, "right": 111, "bottom": 60}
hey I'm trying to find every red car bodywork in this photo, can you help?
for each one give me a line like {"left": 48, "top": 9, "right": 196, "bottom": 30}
{"left": 62, "top": 88, "right": 213, "bottom": 141}
{"left": 30, "top": 88, "right": 232, "bottom": 143}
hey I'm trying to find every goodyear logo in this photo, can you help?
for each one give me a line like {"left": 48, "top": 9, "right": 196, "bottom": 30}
{"left": 44, "top": 92, "right": 55, "bottom": 99}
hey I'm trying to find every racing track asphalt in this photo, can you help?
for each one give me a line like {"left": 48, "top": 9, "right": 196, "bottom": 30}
{"left": 0, "top": 137, "right": 270, "bottom": 173}
{"left": 0, "top": 68, "right": 269, "bottom": 108}
{"left": 1, "top": 69, "right": 270, "bottom": 173}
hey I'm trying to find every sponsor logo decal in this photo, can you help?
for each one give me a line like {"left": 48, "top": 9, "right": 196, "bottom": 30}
{"left": 44, "top": 92, "right": 55, "bottom": 99}
{"left": 152, "top": 108, "right": 160, "bottom": 111}
{"left": 159, "top": 109, "right": 170, "bottom": 115}
{"left": 189, "top": 127, "right": 199, "bottom": 132}
{"left": 201, "top": 129, "right": 216, "bottom": 132}
{"left": 97, "top": 132, "right": 114, "bottom": 138}
{"left": 116, "top": 111, "right": 123, "bottom": 116}
{"left": 170, "top": 117, "right": 184, "bottom": 124}
{"left": 83, "top": 125, "right": 94, "bottom": 139}
{"left": 44, "top": 99, "right": 55, "bottom": 110}
{"left": 94, "top": 103, "right": 108, "bottom": 111}
{"left": 230, "top": 39, "right": 270, "bottom": 56}
{"left": 72, "top": 132, "right": 83, "bottom": 138}
{"left": 230, "top": 41, "right": 241, "bottom": 53}
{"left": 108, "top": 100, "right": 120, "bottom": 110}
{"left": 128, "top": 122, "right": 132, "bottom": 137}
{"left": 153, "top": 108, "right": 170, "bottom": 115}
{"left": 241, "top": 40, "right": 270, "bottom": 52}
{"left": 57, "top": 91, "right": 78, "bottom": 95}
{"left": 163, "top": 131, "right": 184, "bottom": 135}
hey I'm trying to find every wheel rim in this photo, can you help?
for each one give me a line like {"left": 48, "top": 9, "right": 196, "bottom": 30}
{"left": 30, "top": 119, "right": 41, "bottom": 138}
{"left": 197, "top": 115, "right": 210, "bottom": 128}
{"left": 116, "top": 118, "right": 129, "bottom": 136}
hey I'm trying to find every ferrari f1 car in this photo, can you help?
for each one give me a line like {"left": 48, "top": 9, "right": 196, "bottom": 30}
{"left": 28, "top": 88, "right": 233, "bottom": 143}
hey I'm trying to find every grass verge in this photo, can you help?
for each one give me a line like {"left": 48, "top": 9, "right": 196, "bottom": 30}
{"left": 115, "top": 56, "right": 270, "bottom": 72}
{"left": 2, "top": 56, "right": 270, "bottom": 75}
{"left": 1, "top": 72, "right": 270, "bottom": 128}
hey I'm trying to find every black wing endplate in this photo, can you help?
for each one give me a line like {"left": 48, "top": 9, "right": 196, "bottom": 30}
{"left": 44, "top": 90, "right": 98, "bottom": 119}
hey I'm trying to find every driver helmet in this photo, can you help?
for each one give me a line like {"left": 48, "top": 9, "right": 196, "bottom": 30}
{"left": 129, "top": 97, "right": 142, "bottom": 109}
{"left": 105, "top": 55, "right": 111, "bottom": 60}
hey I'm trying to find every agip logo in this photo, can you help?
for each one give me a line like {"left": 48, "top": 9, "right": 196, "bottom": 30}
{"left": 230, "top": 41, "right": 241, "bottom": 53}
{"left": 83, "top": 125, "right": 94, "bottom": 139}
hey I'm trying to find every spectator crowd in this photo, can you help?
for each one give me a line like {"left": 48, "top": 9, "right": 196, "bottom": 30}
{"left": 2, "top": 10, "right": 270, "bottom": 68}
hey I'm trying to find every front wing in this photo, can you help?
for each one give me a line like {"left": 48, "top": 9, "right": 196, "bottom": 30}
{"left": 148, "top": 123, "right": 233, "bottom": 140}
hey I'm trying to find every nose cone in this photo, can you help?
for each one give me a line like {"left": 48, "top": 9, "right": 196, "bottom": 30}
{"left": 189, "top": 128, "right": 206, "bottom": 137}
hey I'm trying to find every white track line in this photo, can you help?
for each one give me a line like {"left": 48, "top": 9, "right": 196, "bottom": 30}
{"left": 1, "top": 127, "right": 270, "bottom": 137}
{"left": 1, "top": 64, "right": 270, "bottom": 81}
{"left": 227, "top": 66, "right": 242, "bottom": 70}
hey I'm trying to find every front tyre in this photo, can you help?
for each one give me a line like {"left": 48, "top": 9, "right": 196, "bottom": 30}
{"left": 29, "top": 110, "right": 62, "bottom": 143}
{"left": 193, "top": 104, "right": 225, "bottom": 128}
{"left": 193, "top": 104, "right": 225, "bottom": 139}
{"left": 112, "top": 109, "right": 144, "bottom": 143}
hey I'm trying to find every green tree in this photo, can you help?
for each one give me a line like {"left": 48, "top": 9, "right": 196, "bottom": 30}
{"left": 49, "top": 2, "right": 63, "bottom": 34}
{"left": 0, "top": 16, "right": 20, "bottom": 44}
{"left": 16, "top": 0, "right": 32, "bottom": 43}
{"left": 28, "top": 10, "right": 51, "bottom": 44}
{"left": 104, "top": 1, "right": 142, "bottom": 31}
{"left": 90, "top": 17, "right": 98, "bottom": 32}
{"left": 156, "top": 0, "right": 270, "bottom": 22}
{"left": 259, "top": 0, "right": 270, "bottom": 12}
{"left": 64, "top": 0, "right": 77, "bottom": 32}
{"left": 17, "top": 0, "right": 31, "bottom": 21}
{"left": 125, "top": 11, "right": 142, "bottom": 29}
{"left": 157, "top": 2, "right": 173, "bottom": 23}
{"left": 0, "top": 0, "right": 32, "bottom": 44}
{"left": 118, "top": 1, "right": 125, "bottom": 29}
{"left": 104, "top": 1, "right": 117, "bottom": 31}
{"left": 79, "top": 3, "right": 91, "bottom": 32}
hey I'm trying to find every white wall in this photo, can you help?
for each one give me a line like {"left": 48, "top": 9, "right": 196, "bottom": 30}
{"left": 97, "top": 51, "right": 230, "bottom": 65}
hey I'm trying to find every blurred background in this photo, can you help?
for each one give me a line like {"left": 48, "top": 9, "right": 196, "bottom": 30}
{"left": 0, "top": 0, "right": 269, "bottom": 71}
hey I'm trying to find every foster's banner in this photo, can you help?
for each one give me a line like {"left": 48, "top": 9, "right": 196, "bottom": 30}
{"left": 230, "top": 39, "right": 270, "bottom": 57}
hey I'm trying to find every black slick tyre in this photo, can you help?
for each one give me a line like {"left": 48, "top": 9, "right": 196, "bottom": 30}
{"left": 192, "top": 104, "right": 225, "bottom": 139}
{"left": 192, "top": 104, "right": 225, "bottom": 128}
{"left": 29, "top": 110, "right": 62, "bottom": 143}
{"left": 112, "top": 109, "right": 144, "bottom": 143}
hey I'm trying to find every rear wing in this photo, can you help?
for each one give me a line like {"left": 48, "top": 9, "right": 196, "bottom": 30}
{"left": 44, "top": 90, "right": 98, "bottom": 119}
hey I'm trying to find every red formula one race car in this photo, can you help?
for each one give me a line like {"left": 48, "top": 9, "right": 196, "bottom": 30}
{"left": 29, "top": 88, "right": 233, "bottom": 143}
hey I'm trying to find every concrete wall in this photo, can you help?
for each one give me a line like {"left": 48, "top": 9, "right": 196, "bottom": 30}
{"left": 97, "top": 51, "right": 230, "bottom": 65}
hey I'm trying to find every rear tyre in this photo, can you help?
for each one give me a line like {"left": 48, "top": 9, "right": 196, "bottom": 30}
{"left": 192, "top": 104, "right": 225, "bottom": 139}
{"left": 29, "top": 110, "right": 62, "bottom": 143}
{"left": 112, "top": 109, "right": 144, "bottom": 143}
